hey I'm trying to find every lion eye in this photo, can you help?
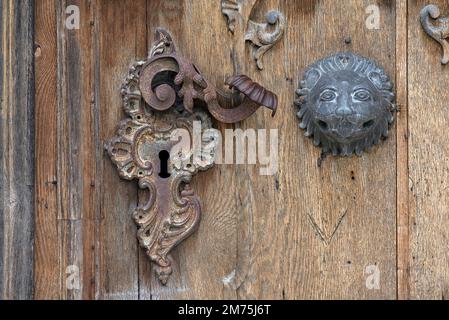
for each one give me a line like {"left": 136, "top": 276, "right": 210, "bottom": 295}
{"left": 353, "top": 89, "right": 371, "bottom": 101}
{"left": 319, "top": 89, "right": 337, "bottom": 102}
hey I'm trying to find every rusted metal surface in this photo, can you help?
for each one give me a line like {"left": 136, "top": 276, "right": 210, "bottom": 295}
{"left": 227, "top": 75, "right": 277, "bottom": 115}
{"left": 139, "top": 28, "right": 277, "bottom": 123}
{"left": 106, "top": 28, "right": 277, "bottom": 284}
{"left": 106, "top": 107, "right": 215, "bottom": 284}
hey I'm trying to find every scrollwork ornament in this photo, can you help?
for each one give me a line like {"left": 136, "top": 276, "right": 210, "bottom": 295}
{"left": 245, "top": 10, "right": 286, "bottom": 70}
{"left": 107, "top": 87, "right": 215, "bottom": 284}
{"left": 420, "top": 4, "right": 449, "bottom": 65}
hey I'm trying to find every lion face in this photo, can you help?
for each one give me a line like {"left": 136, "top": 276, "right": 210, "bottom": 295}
{"left": 295, "top": 52, "right": 395, "bottom": 156}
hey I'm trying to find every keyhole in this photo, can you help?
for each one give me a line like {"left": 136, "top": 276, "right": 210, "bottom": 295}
{"left": 158, "top": 150, "right": 170, "bottom": 178}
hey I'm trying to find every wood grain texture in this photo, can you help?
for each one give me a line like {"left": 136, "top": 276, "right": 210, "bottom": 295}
{"left": 97, "top": 0, "right": 147, "bottom": 300}
{"left": 0, "top": 0, "right": 35, "bottom": 300}
{"left": 55, "top": 0, "right": 100, "bottom": 300}
{"left": 35, "top": 0, "right": 59, "bottom": 299}
{"left": 35, "top": 0, "right": 147, "bottom": 299}
{"left": 231, "top": 0, "right": 397, "bottom": 299}
{"left": 138, "top": 0, "right": 398, "bottom": 300}
{"left": 35, "top": 0, "right": 101, "bottom": 299}
{"left": 408, "top": 0, "right": 449, "bottom": 300}
{"left": 395, "top": 0, "right": 409, "bottom": 300}
{"left": 141, "top": 0, "right": 241, "bottom": 300}
{"left": 30, "top": 0, "right": 449, "bottom": 300}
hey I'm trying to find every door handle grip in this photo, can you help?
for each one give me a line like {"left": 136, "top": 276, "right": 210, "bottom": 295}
{"left": 139, "top": 28, "right": 277, "bottom": 122}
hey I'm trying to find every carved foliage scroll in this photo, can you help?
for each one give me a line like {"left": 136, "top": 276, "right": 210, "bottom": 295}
{"left": 245, "top": 10, "right": 286, "bottom": 70}
{"left": 420, "top": 4, "right": 449, "bottom": 65}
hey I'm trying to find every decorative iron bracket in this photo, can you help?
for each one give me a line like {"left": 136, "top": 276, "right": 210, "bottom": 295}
{"left": 420, "top": 4, "right": 449, "bottom": 65}
{"left": 245, "top": 10, "right": 286, "bottom": 70}
{"left": 106, "top": 28, "right": 277, "bottom": 284}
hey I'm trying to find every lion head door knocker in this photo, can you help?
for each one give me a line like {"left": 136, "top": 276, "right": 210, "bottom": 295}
{"left": 294, "top": 52, "right": 396, "bottom": 157}
{"left": 106, "top": 28, "right": 277, "bottom": 284}
{"left": 420, "top": 4, "right": 449, "bottom": 65}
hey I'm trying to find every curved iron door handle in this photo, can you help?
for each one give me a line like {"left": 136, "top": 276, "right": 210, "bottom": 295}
{"left": 139, "top": 29, "right": 277, "bottom": 122}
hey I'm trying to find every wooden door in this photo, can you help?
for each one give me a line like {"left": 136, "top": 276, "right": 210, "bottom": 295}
{"left": 1, "top": 0, "right": 449, "bottom": 300}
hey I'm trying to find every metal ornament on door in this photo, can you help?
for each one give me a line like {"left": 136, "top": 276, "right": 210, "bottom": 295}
{"left": 294, "top": 52, "right": 396, "bottom": 156}
{"left": 105, "top": 28, "right": 277, "bottom": 284}
{"left": 420, "top": 4, "right": 449, "bottom": 65}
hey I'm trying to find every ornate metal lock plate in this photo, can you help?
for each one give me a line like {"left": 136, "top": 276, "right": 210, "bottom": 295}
{"left": 294, "top": 52, "right": 396, "bottom": 156}
{"left": 420, "top": 4, "right": 449, "bottom": 65}
{"left": 106, "top": 28, "right": 277, "bottom": 284}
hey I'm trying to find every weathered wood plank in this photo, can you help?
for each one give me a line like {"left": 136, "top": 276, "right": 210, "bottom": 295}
{"left": 235, "top": 0, "right": 397, "bottom": 299}
{"left": 55, "top": 0, "right": 100, "bottom": 300}
{"left": 141, "top": 0, "right": 240, "bottom": 300}
{"left": 408, "top": 0, "right": 449, "bottom": 300}
{"left": 395, "top": 0, "right": 410, "bottom": 300}
{"left": 35, "top": 0, "right": 147, "bottom": 299}
{"left": 35, "top": 0, "right": 102, "bottom": 299}
{"left": 32, "top": 0, "right": 449, "bottom": 300}
{"left": 228, "top": 0, "right": 286, "bottom": 299}
{"left": 97, "top": 0, "right": 147, "bottom": 300}
{"left": 135, "top": 0, "right": 398, "bottom": 300}
{"left": 35, "top": 0, "right": 59, "bottom": 299}
{"left": 0, "top": 0, "right": 35, "bottom": 300}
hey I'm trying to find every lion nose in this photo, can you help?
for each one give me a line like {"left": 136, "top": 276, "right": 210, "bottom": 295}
{"left": 335, "top": 104, "right": 353, "bottom": 116}
{"left": 335, "top": 91, "right": 354, "bottom": 116}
